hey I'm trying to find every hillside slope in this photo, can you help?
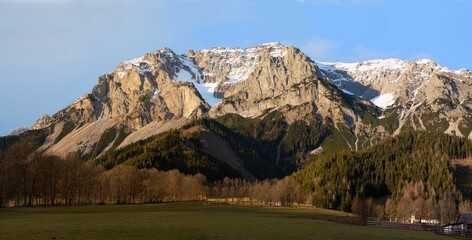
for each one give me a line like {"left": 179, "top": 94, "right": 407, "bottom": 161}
{"left": 294, "top": 131, "right": 472, "bottom": 211}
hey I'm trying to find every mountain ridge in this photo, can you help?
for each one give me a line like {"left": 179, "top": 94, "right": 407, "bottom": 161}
{"left": 12, "top": 43, "right": 472, "bottom": 174}
{"left": 318, "top": 57, "right": 472, "bottom": 137}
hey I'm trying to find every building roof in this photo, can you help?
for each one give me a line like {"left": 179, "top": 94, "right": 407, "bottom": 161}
{"left": 458, "top": 213, "right": 472, "bottom": 224}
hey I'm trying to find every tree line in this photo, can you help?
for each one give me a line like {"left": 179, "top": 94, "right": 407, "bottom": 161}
{"left": 0, "top": 137, "right": 304, "bottom": 208}
{"left": 382, "top": 181, "right": 459, "bottom": 225}
{"left": 208, "top": 177, "right": 304, "bottom": 207}
{"left": 0, "top": 138, "right": 207, "bottom": 207}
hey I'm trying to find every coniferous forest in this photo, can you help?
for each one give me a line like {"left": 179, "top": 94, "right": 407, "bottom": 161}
{"left": 293, "top": 131, "right": 472, "bottom": 223}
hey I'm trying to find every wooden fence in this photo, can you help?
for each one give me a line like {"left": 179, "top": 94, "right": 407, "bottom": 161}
{"left": 432, "top": 226, "right": 472, "bottom": 237}
{"left": 367, "top": 220, "right": 472, "bottom": 237}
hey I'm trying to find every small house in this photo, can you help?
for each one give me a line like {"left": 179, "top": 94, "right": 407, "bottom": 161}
{"left": 455, "top": 213, "right": 472, "bottom": 229}
{"left": 410, "top": 210, "right": 439, "bottom": 225}
{"left": 442, "top": 213, "right": 472, "bottom": 236}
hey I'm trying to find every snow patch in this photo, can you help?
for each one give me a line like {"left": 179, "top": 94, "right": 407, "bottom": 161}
{"left": 415, "top": 59, "right": 434, "bottom": 65}
{"left": 174, "top": 56, "right": 222, "bottom": 106}
{"left": 261, "top": 42, "right": 285, "bottom": 57}
{"left": 340, "top": 88, "right": 354, "bottom": 95}
{"left": 134, "top": 63, "right": 151, "bottom": 76}
{"left": 317, "top": 62, "right": 337, "bottom": 72}
{"left": 151, "top": 89, "right": 159, "bottom": 99}
{"left": 123, "top": 56, "right": 146, "bottom": 66}
{"left": 322, "top": 59, "right": 407, "bottom": 73}
{"left": 175, "top": 66, "right": 194, "bottom": 82}
{"left": 370, "top": 93, "right": 396, "bottom": 109}
{"left": 226, "top": 47, "right": 257, "bottom": 83}
{"left": 117, "top": 71, "right": 126, "bottom": 78}
{"left": 200, "top": 42, "right": 286, "bottom": 84}
{"left": 116, "top": 55, "right": 152, "bottom": 79}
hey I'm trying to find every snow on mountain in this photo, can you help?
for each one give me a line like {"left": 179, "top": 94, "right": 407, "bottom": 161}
{"left": 116, "top": 55, "right": 152, "bottom": 79}
{"left": 317, "top": 58, "right": 462, "bottom": 108}
{"left": 317, "top": 57, "right": 472, "bottom": 137}
{"left": 108, "top": 43, "right": 290, "bottom": 109}
{"left": 175, "top": 55, "right": 222, "bottom": 106}
{"left": 30, "top": 42, "right": 472, "bottom": 159}
{"left": 370, "top": 93, "right": 396, "bottom": 109}
{"left": 197, "top": 42, "right": 287, "bottom": 85}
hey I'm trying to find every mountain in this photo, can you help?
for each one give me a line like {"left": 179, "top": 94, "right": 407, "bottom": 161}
{"left": 319, "top": 59, "right": 472, "bottom": 137}
{"left": 6, "top": 42, "right": 470, "bottom": 179}
{"left": 26, "top": 43, "right": 377, "bottom": 159}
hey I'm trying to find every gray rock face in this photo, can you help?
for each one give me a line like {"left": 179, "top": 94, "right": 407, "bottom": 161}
{"left": 31, "top": 114, "right": 52, "bottom": 130}
{"left": 191, "top": 43, "right": 367, "bottom": 128}
{"left": 37, "top": 48, "right": 213, "bottom": 157}
{"left": 91, "top": 48, "right": 210, "bottom": 130}
{"left": 32, "top": 43, "right": 472, "bottom": 158}
{"left": 197, "top": 44, "right": 318, "bottom": 119}
{"left": 318, "top": 59, "right": 472, "bottom": 137}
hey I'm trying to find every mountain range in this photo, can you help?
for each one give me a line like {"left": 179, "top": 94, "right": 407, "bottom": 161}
{"left": 14, "top": 42, "right": 472, "bottom": 179}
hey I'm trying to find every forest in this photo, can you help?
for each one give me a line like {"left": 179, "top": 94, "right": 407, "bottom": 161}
{"left": 0, "top": 137, "right": 303, "bottom": 207}
{"left": 2, "top": 128, "right": 472, "bottom": 225}
{"left": 95, "top": 130, "right": 241, "bottom": 182}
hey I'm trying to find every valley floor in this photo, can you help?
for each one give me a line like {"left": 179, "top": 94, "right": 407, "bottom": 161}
{"left": 0, "top": 203, "right": 453, "bottom": 240}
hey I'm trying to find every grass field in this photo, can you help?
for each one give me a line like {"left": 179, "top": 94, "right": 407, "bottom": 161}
{"left": 0, "top": 203, "right": 452, "bottom": 240}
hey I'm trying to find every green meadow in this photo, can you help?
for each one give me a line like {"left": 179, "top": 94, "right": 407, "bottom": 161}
{"left": 0, "top": 203, "right": 451, "bottom": 240}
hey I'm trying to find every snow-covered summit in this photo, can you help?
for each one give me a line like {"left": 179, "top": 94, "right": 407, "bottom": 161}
{"left": 108, "top": 43, "right": 292, "bottom": 108}
{"left": 197, "top": 42, "right": 287, "bottom": 85}
{"left": 323, "top": 58, "right": 407, "bottom": 71}
{"left": 114, "top": 48, "right": 178, "bottom": 79}
{"left": 317, "top": 58, "right": 470, "bottom": 110}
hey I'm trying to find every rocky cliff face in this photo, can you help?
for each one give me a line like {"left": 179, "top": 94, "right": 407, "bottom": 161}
{"left": 32, "top": 43, "right": 472, "bottom": 159}
{"left": 193, "top": 43, "right": 369, "bottom": 127}
{"left": 319, "top": 59, "right": 472, "bottom": 137}
{"left": 31, "top": 114, "right": 52, "bottom": 130}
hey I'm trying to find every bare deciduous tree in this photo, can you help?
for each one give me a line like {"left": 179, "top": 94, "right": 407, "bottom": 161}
{"left": 439, "top": 188, "right": 458, "bottom": 225}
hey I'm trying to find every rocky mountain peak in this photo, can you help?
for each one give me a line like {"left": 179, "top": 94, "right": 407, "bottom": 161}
{"left": 31, "top": 114, "right": 52, "bottom": 130}
{"left": 194, "top": 42, "right": 288, "bottom": 85}
{"left": 29, "top": 43, "right": 472, "bottom": 159}
{"left": 318, "top": 58, "right": 469, "bottom": 107}
{"left": 317, "top": 57, "right": 472, "bottom": 137}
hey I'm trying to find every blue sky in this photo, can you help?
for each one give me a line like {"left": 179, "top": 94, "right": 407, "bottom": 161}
{"left": 0, "top": 0, "right": 470, "bottom": 136}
